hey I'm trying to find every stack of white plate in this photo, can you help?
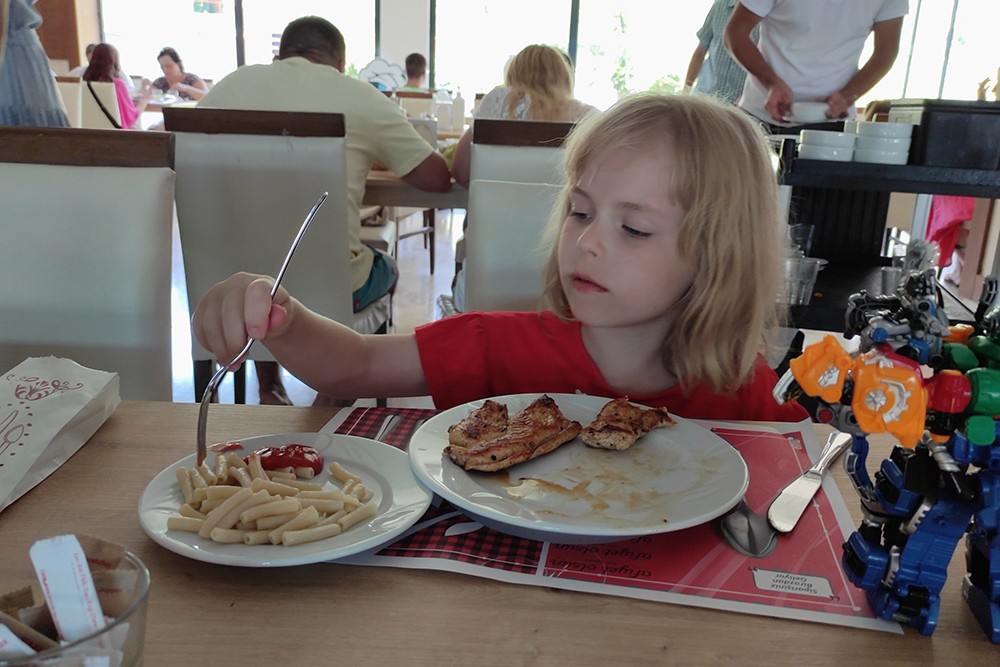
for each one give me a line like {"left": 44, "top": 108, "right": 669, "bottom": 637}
{"left": 852, "top": 121, "right": 913, "bottom": 165}
{"left": 796, "top": 129, "right": 855, "bottom": 161}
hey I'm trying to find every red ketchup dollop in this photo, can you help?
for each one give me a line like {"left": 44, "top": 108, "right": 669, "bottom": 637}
{"left": 252, "top": 444, "right": 324, "bottom": 476}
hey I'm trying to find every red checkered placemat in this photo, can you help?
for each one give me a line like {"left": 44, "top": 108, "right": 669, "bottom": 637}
{"left": 333, "top": 406, "right": 545, "bottom": 574}
{"left": 335, "top": 406, "right": 438, "bottom": 450}
{"left": 335, "top": 415, "right": 895, "bottom": 631}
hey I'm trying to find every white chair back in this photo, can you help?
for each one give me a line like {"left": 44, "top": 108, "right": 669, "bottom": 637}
{"left": 55, "top": 78, "right": 82, "bottom": 128}
{"left": 397, "top": 91, "right": 434, "bottom": 119}
{"left": 0, "top": 127, "right": 175, "bottom": 400}
{"left": 164, "top": 108, "right": 362, "bottom": 367}
{"left": 464, "top": 180, "right": 563, "bottom": 312}
{"left": 469, "top": 119, "right": 573, "bottom": 185}
{"left": 80, "top": 80, "right": 122, "bottom": 129}
{"left": 408, "top": 117, "right": 438, "bottom": 146}
{"left": 49, "top": 58, "right": 71, "bottom": 76}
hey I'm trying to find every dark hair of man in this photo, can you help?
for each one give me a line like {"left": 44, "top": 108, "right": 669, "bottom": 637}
{"left": 278, "top": 16, "right": 346, "bottom": 66}
{"left": 405, "top": 53, "right": 427, "bottom": 79}
{"left": 157, "top": 47, "right": 184, "bottom": 72}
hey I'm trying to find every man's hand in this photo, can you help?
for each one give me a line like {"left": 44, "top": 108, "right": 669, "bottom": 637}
{"left": 763, "top": 80, "right": 794, "bottom": 123}
{"left": 825, "top": 91, "right": 853, "bottom": 119}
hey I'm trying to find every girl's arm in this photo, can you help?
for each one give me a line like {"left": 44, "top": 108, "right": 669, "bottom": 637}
{"left": 192, "top": 272, "right": 429, "bottom": 400}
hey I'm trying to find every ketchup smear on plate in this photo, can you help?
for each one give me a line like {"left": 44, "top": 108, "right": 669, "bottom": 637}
{"left": 253, "top": 444, "right": 324, "bottom": 475}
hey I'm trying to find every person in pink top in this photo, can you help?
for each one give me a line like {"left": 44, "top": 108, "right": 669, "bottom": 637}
{"left": 191, "top": 93, "right": 808, "bottom": 422}
{"left": 82, "top": 42, "right": 151, "bottom": 129}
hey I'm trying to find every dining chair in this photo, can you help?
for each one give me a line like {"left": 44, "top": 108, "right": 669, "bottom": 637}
{"left": 388, "top": 117, "right": 441, "bottom": 275}
{"left": 164, "top": 107, "right": 391, "bottom": 403}
{"left": 455, "top": 119, "right": 574, "bottom": 281}
{"left": 395, "top": 90, "right": 434, "bottom": 119}
{"left": 48, "top": 58, "right": 71, "bottom": 76}
{"left": 79, "top": 80, "right": 122, "bottom": 130}
{"left": 0, "top": 126, "right": 175, "bottom": 400}
{"left": 54, "top": 77, "right": 82, "bottom": 128}
{"left": 469, "top": 119, "right": 573, "bottom": 185}
{"left": 463, "top": 180, "right": 563, "bottom": 312}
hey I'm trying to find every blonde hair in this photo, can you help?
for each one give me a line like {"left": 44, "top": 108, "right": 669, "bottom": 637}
{"left": 504, "top": 44, "right": 575, "bottom": 121}
{"left": 541, "top": 93, "right": 785, "bottom": 395}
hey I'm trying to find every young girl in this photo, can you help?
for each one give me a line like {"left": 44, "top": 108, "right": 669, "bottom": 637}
{"left": 193, "top": 93, "right": 807, "bottom": 422}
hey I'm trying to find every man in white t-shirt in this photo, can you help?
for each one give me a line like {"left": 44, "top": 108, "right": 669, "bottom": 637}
{"left": 199, "top": 16, "right": 451, "bottom": 404}
{"left": 724, "top": 0, "right": 908, "bottom": 127}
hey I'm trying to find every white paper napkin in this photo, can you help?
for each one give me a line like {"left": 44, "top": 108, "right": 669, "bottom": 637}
{"left": 0, "top": 357, "right": 120, "bottom": 513}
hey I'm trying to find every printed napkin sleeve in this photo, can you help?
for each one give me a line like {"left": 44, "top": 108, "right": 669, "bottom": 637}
{"left": 0, "top": 357, "right": 121, "bottom": 513}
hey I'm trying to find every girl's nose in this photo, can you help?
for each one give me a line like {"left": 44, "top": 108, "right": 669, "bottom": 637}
{"left": 575, "top": 216, "right": 604, "bottom": 255}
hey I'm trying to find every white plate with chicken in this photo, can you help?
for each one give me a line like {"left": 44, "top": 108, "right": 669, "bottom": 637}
{"left": 408, "top": 393, "right": 748, "bottom": 543}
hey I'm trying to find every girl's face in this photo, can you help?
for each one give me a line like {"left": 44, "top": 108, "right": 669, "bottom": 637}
{"left": 159, "top": 55, "right": 182, "bottom": 81}
{"left": 557, "top": 145, "right": 696, "bottom": 332}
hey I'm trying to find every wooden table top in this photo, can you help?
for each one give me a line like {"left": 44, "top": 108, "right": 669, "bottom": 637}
{"left": 364, "top": 171, "right": 468, "bottom": 209}
{"left": 2, "top": 401, "right": 999, "bottom": 665}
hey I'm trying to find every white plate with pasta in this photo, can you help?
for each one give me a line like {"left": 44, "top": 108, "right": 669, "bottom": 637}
{"left": 408, "top": 393, "right": 748, "bottom": 543}
{"left": 139, "top": 432, "right": 432, "bottom": 567}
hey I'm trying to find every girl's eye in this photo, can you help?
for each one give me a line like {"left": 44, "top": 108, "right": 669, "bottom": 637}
{"left": 622, "top": 224, "right": 651, "bottom": 239}
{"left": 569, "top": 208, "right": 591, "bottom": 222}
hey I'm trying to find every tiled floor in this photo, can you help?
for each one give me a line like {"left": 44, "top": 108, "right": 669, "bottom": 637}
{"left": 170, "top": 208, "right": 465, "bottom": 407}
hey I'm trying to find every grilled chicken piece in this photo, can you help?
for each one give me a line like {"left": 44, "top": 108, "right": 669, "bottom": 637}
{"left": 446, "top": 395, "right": 581, "bottom": 472}
{"left": 445, "top": 400, "right": 509, "bottom": 468}
{"left": 447, "top": 400, "right": 509, "bottom": 449}
{"left": 580, "top": 397, "right": 676, "bottom": 450}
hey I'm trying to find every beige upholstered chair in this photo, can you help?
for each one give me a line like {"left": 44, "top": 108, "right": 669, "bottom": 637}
{"left": 54, "top": 77, "right": 82, "bottom": 128}
{"left": 449, "top": 120, "right": 574, "bottom": 312}
{"left": 395, "top": 90, "right": 434, "bottom": 119}
{"left": 79, "top": 80, "right": 122, "bottom": 129}
{"left": 464, "top": 180, "right": 563, "bottom": 312}
{"left": 0, "top": 127, "right": 175, "bottom": 400}
{"left": 164, "top": 107, "right": 390, "bottom": 403}
{"left": 469, "top": 119, "right": 573, "bottom": 185}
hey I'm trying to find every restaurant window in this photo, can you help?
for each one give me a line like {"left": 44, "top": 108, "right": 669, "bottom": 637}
{"left": 101, "top": 1, "right": 374, "bottom": 86}
{"left": 434, "top": 0, "right": 572, "bottom": 100}
{"left": 102, "top": 0, "right": 238, "bottom": 83}
{"left": 574, "top": 1, "right": 704, "bottom": 111}
{"left": 241, "top": 1, "right": 375, "bottom": 75}
{"left": 854, "top": 0, "right": 1000, "bottom": 107}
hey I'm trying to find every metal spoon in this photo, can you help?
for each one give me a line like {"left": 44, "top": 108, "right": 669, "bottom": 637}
{"left": 196, "top": 191, "right": 328, "bottom": 465}
{"left": 720, "top": 499, "right": 778, "bottom": 558}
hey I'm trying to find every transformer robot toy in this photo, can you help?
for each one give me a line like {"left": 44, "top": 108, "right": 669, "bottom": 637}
{"left": 773, "top": 268, "right": 1000, "bottom": 641}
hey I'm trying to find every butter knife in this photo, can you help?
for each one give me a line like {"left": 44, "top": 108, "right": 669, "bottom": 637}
{"left": 767, "top": 431, "right": 853, "bottom": 533}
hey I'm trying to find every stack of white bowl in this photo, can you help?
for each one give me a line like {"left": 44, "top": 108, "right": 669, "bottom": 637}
{"left": 796, "top": 129, "right": 855, "bottom": 161}
{"left": 851, "top": 121, "right": 913, "bottom": 165}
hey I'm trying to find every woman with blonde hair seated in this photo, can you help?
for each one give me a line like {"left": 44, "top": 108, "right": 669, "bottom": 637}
{"left": 450, "top": 44, "right": 595, "bottom": 187}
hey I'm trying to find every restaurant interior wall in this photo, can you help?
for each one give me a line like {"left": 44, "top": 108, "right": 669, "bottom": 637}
{"left": 379, "top": 0, "right": 430, "bottom": 84}
{"left": 34, "top": 0, "right": 99, "bottom": 69}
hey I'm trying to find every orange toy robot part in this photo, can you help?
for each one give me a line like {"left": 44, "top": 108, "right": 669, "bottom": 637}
{"left": 786, "top": 336, "right": 927, "bottom": 448}
{"left": 850, "top": 349, "right": 927, "bottom": 448}
{"left": 787, "top": 336, "right": 853, "bottom": 404}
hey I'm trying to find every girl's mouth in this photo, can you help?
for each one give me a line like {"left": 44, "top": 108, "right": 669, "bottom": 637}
{"left": 570, "top": 272, "right": 607, "bottom": 293}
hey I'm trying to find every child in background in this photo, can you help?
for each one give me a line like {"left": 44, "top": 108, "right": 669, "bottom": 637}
{"left": 192, "top": 93, "right": 807, "bottom": 422}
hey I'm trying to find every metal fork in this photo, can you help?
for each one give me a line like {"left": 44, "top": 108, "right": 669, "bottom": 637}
{"left": 196, "top": 192, "right": 328, "bottom": 465}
